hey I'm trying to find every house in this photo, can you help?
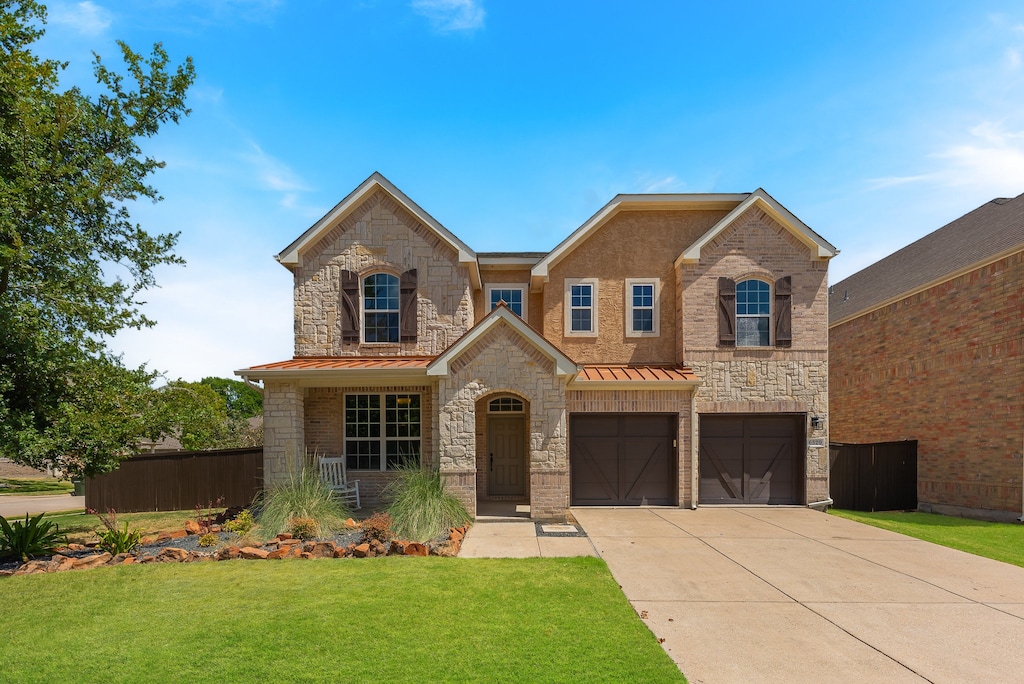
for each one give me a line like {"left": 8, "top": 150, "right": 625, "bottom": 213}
{"left": 829, "top": 193, "right": 1024, "bottom": 521}
{"left": 237, "top": 173, "right": 837, "bottom": 519}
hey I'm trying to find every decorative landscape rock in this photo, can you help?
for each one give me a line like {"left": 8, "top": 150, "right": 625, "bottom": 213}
{"left": 0, "top": 523, "right": 473, "bottom": 577}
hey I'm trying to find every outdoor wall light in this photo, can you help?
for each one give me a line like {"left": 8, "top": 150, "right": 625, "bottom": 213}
{"left": 811, "top": 416, "right": 823, "bottom": 430}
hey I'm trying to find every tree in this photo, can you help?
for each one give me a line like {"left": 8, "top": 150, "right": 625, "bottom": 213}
{"left": 199, "top": 377, "right": 263, "bottom": 420}
{"left": 0, "top": 1, "right": 194, "bottom": 477}
{"left": 144, "top": 380, "right": 263, "bottom": 452}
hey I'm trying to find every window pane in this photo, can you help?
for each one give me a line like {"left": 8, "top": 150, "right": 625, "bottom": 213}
{"left": 737, "top": 280, "right": 770, "bottom": 315}
{"left": 633, "top": 309, "right": 653, "bottom": 332}
{"left": 571, "top": 308, "right": 591, "bottom": 332}
{"left": 386, "top": 440, "right": 421, "bottom": 469}
{"left": 345, "top": 440, "right": 381, "bottom": 471}
{"left": 571, "top": 284, "right": 591, "bottom": 307}
{"left": 633, "top": 284, "right": 653, "bottom": 307}
{"left": 490, "top": 288, "right": 523, "bottom": 316}
{"left": 737, "top": 316, "right": 769, "bottom": 346}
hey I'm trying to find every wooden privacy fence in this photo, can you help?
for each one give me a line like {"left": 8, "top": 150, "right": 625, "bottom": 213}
{"left": 85, "top": 447, "right": 264, "bottom": 513}
{"left": 829, "top": 441, "right": 917, "bottom": 512}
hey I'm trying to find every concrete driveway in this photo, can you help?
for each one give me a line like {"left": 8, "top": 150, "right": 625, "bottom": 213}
{"left": 571, "top": 507, "right": 1024, "bottom": 684}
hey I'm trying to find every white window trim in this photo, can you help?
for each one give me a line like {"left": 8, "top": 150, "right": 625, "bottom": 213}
{"left": 360, "top": 271, "right": 401, "bottom": 346}
{"left": 625, "top": 278, "right": 660, "bottom": 338}
{"left": 735, "top": 278, "right": 772, "bottom": 348}
{"left": 484, "top": 283, "right": 528, "bottom": 323}
{"left": 564, "top": 277, "right": 599, "bottom": 337}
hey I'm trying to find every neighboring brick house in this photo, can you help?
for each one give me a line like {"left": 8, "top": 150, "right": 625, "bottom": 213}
{"left": 238, "top": 173, "right": 837, "bottom": 519}
{"left": 829, "top": 193, "right": 1024, "bottom": 521}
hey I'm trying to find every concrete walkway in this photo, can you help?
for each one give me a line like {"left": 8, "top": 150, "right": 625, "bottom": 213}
{"left": 459, "top": 519, "right": 597, "bottom": 558}
{"left": 571, "top": 507, "right": 1024, "bottom": 684}
{"left": 0, "top": 494, "right": 83, "bottom": 519}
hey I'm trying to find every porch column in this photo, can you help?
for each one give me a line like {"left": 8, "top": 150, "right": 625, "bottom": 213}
{"left": 437, "top": 382, "right": 477, "bottom": 517}
{"left": 262, "top": 381, "right": 305, "bottom": 485}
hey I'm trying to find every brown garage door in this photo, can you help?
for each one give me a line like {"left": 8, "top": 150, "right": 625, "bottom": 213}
{"left": 699, "top": 415, "right": 803, "bottom": 504}
{"left": 570, "top": 414, "right": 676, "bottom": 506}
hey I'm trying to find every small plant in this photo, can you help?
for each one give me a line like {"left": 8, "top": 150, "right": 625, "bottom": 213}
{"left": 90, "top": 508, "right": 142, "bottom": 555}
{"left": 288, "top": 516, "right": 319, "bottom": 541}
{"left": 360, "top": 512, "right": 394, "bottom": 544}
{"left": 384, "top": 465, "right": 472, "bottom": 542}
{"left": 253, "top": 460, "right": 348, "bottom": 540}
{"left": 197, "top": 533, "right": 218, "bottom": 547}
{"left": 224, "top": 509, "right": 255, "bottom": 537}
{"left": 194, "top": 497, "right": 225, "bottom": 534}
{"left": 0, "top": 513, "right": 68, "bottom": 563}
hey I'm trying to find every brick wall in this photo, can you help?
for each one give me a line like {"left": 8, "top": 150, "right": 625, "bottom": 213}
{"left": 303, "top": 385, "right": 434, "bottom": 509}
{"left": 292, "top": 188, "right": 474, "bottom": 356}
{"left": 830, "top": 251, "right": 1024, "bottom": 519}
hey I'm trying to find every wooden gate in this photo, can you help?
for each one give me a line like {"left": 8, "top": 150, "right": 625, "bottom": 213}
{"left": 829, "top": 441, "right": 917, "bottom": 512}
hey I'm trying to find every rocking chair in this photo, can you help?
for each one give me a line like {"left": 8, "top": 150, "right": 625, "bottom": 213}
{"left": 318, "top": 456, "right": 361, "bottom": 510}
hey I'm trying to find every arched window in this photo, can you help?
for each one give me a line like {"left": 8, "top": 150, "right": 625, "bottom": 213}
{"left": 736, "top": 279, "right": 770, "bottom": 347}
{"left": 363, "top": 273, "right": 400, "bottom": 343}
{"left": 489, "top": 397, "right": 524, "bottom": 412}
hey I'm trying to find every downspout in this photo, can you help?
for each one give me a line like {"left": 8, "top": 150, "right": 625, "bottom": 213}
{"left": 690, "top": 391, "right": 698, "bottom": 509}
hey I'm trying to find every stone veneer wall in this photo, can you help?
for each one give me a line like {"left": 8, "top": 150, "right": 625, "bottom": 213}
{"left": 565, "top": 389, "right": 695, "bottom": 507}
{"left": 303, "top": 385, "right": 434, "bottom": 508}
{"left": 830, "top": 251, "right": 1023, "bottom": 520}
{"left": 263, "top": 381, "right": 305, "bottom": 485}
{"left": 437, "top": 321, "right": 568, "bottom": 519}
{"left": 689, "top": 356, "right": 830, "bottom": 503}
{"left": 293, "top": 188, "right": 474, "bottom": 356}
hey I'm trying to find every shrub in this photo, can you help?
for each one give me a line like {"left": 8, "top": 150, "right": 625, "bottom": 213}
{"left": 197, "top": 533, "right": 218, "bottom": 547}
{"left": 288, "top": 517, "right": 319, "bottom": 541}
{"left": 385, "top": 465, "right": 471, "bottom": 542}
{"left": 254, "top": 463, "right": 348, "bottom": 540}
{"left": 224, "top": 509, "right": 255, "bottom": 537}
{"left": 360, "top": 511, "right": 394, "bottom": 544}
{"left": 194, "top": 497, "right": 225, "bottom": 534}
{"left": 91, "top": 508, "right": 142, "bottom": 555}
{"left": 0, "top": 513, "right": 68, "bottom": 563}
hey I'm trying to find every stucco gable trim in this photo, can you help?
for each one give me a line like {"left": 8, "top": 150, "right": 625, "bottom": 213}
{"left": 675, "top": 189, "right": 838, "bottom": 266}
{"left": 530, "top": 192, "right": 748, "bottom": 292}
{"left": 427, "top": 305, "right": 580, "bottom": 377}
{"left": 276, "top": 171, "right": 481, "bottom": 289}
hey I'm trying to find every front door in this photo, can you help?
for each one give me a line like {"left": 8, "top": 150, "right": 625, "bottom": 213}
{"left": 488, "top": 416, "right": 526, "bottom": 496}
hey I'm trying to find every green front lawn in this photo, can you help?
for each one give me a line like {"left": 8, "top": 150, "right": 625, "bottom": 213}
{"left": 1, "top": 557, "right": 684, "bottom": 683}
{"left": 0, "top": 478, "right": 73, "bottom": 496}
{"left": 41, "top": 509, "right": 209, "bottom": 544}
{"left": 830, "top": 509, "right": 1024, "bottom": 568}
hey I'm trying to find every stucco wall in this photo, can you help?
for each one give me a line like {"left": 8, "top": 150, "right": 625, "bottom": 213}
{"left": 830, "top": 251, "right": 1024, "bottom": 519}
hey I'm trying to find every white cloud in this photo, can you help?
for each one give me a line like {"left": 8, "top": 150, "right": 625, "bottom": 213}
{"left": 240, "top": 141, "right": 311, "bottom": 201}
{"left": 411, "top": 0, "right": 485, "bottom": 33}
{"left": 638, "top": 175, "right": 687, "bottom": 193}
{"left": 49, "top": 1, "right": 112, "bottom": 36}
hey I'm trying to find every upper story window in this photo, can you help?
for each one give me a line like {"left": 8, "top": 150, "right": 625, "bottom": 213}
{"left": 736, "top": 279, "right": 770, "bottom": 346}
{"left": 363, "top": 273, "right": 400, "bottom": 343}
{"left": 718, "top": 275, "right": 792, "bottom": 348}
{"left": 565, "top": 277, "right": 598, "bottom": 336}
{"left": 486, "top": 284, "right": 527, "bottom": 321}
{"left": 339, "top": 268, "right": 418, "bottom": 344}
{"left": 626, "top": 278, "right": 660, "bottom": 337}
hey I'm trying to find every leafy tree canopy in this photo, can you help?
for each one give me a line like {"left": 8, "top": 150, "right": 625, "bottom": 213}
{"left": 199, "top": 376, "right": 263, "bottom": 420}
{"left": 0, "top": 1, "right": 195, "bottom": 477}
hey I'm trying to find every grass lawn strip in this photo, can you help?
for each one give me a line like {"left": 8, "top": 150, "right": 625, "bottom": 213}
{"left": 830, "top": 509, "right": 1024, "bottom": 568}
{"left": 0, "top": 557, "right": 685, "bottom": 683}
{"left": 43, "top": 509, "right": 216, "bottom": 544}
{"left": 0, "top": 478, "right": 74, "bottom": 496}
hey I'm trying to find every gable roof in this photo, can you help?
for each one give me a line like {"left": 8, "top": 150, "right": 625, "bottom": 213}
{"left": 530, "top": 192, "right": 746, "bottom": 291}
{"left": 675, "top": 188, "right": 838, "bottom": 266}
{"left": 427, "top": 304, "right": 579, "bottom": 377}
{"left": 829, "top": 192, "right": 1024, "bottom": 326}
{"left": 530, "top": 189, "right": 835, "bottom": 291}
{"left": 275, "top": 171, "right": 481, "bottom": 289}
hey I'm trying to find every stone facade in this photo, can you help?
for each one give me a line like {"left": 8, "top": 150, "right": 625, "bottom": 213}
{"left": 436, "top": 321, "right": 569, "bottom": 519}
{"left": 830, "top": 251, "right": 1023, "bottom": 520}
{"left": 262, "top": 381, "right": 305, "bottom": 484}
{"left": 293, "top": 188, "right": 474, "bottom": 357}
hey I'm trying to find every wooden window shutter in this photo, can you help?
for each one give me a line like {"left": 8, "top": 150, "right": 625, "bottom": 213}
{"left": 774, "top": 275, "right": 792, "bottom": 347}
{"left": 717, "top": 277, "right": 736, "bottom": 346}
{"left": 340, "top": 270, "right": 360, "bottom": 342}
{"left": 399, "top": 269, "right": 418, "bottom": 341}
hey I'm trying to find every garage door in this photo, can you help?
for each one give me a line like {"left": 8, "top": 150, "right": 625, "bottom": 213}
{"left": 699, "top": 415, "right": 803, "bottom": 504}
{"left": 570, "top": 414, "right": 676, "bottom": 506}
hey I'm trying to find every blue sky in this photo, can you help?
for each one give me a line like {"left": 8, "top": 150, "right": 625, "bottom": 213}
{"left": 36, "top": 0, "right": 1024, "bottom": 381}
